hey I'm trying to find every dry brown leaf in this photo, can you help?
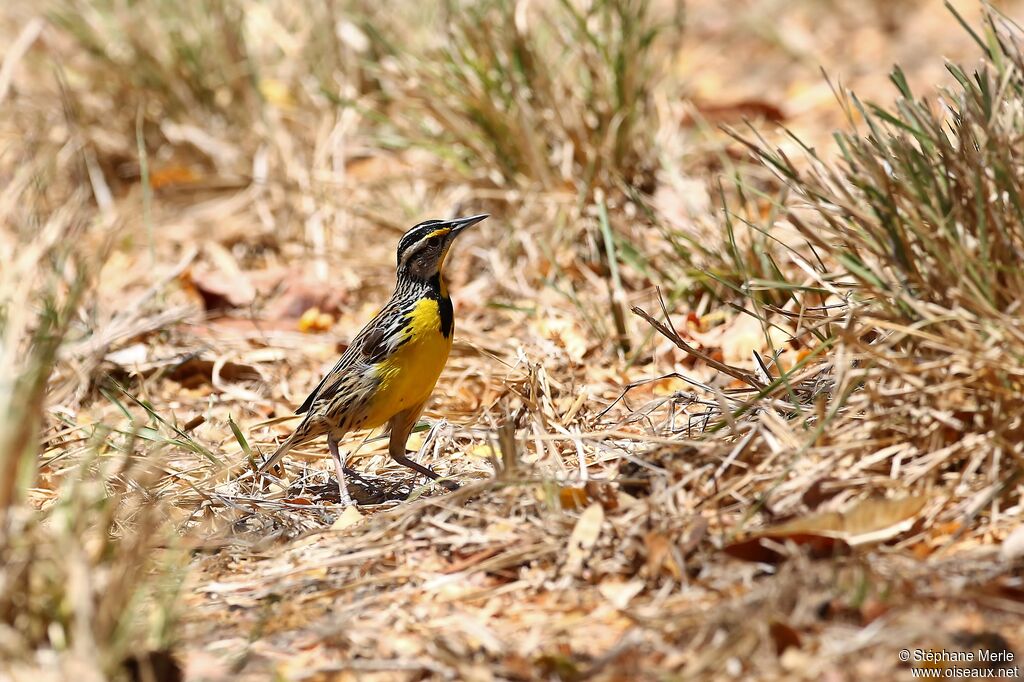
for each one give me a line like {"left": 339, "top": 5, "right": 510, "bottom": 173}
{"left": 682, "top": 99, "right": 787, "bottom": 127}
{"left": 330, "top": 505, "right": 364, "bottom": 531}
{"left": 558, "top": 486, "right": 590, "bottom": 511}
{"left": 976, "top": 577, "right": 1024, "bottom": 604}
{"left": 264, "top": 273, "right": 351, "bottom": 322}
{"left": 718, "top": 314, "right": 793, "bottom": 365}
{"left": 769, "top": 495, "right": 927, "bottom": 546}
{"left": 680, "top": 517, "right": 709, "bottom": 556}
{"left": 182, "top": 244, "right": 256, "bottom": 312}
{"left": 723, "top": 533, "right": 849, "bottom": 564}
{"left": 999, "top": 524, "right": 1024, "bottom": 562}
{"left": 297, "top": 306, "right": 335, "bottom": 333}
{"left": 801, "top": 477, "right": 846, "bottom": 510}
{"left": 725, "top": 496, "right": 928, "bottom": 563}
{"left": 168, "top": 357, "right": 262, "bottom": 391}
{"left": 769, "top": 620, "right": 802, "bottom": 656}
{"left": 644, "top": 531, "right": 682, "bottom": 579}
{"left": 564, "top": 503, "right": 604, "bottom": 575}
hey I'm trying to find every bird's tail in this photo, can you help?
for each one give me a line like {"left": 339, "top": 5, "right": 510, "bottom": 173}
{"left": 257, "top": 430, "right": 300, "bottom": 475}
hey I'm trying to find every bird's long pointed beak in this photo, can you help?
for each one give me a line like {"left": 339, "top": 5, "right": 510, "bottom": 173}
{"left": 446, "top": 213, "right": 489, "bottom": 234}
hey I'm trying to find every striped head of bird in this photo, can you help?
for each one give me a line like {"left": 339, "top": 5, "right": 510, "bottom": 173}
{"left": 396, "top": 213, "right": 488, "bottom": 282}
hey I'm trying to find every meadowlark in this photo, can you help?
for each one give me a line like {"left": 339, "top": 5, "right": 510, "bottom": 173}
{"left": 258, "top": 214, "right": 488, "bottom": 504}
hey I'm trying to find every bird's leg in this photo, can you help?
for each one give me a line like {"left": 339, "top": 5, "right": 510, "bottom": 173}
{"left": 328, "top": 436, "right": 354, "bottom": 506}
{"left": 388, "top": 406, "right": 460, "bottom": 492}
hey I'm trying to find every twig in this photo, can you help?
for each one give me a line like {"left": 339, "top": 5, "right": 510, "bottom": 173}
{"left": 631, "top": 305, "right": 763, "bottom": 389}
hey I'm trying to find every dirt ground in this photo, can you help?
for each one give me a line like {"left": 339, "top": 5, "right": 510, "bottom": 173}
{"left": 4, "top": 0, "right": 1024, "bottom": 680}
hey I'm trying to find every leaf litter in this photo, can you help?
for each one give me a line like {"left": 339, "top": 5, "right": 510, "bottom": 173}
{"left": 5, "top": 1, "right": 1024, "bottom": 681}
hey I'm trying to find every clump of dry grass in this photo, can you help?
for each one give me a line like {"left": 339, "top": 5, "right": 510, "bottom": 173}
{"left": 0, "top": 154, "right": 184, "bottom": 679}
{"left": 43, "top": 0, "right": 675, "bottom": 359}
{"left": 362, "top": 0, "right": 682, "bottom": 350}
{"left": 597, "top": 8, "right": 1024, "bottom": 669}
{"left": 724, "top": 5, "right": 1024, "bottom": 487}
{"left": 481, "top": 14, "right": 1024, "bottom": 675}
{"left": 379, "top": 0, "right": 672, "bottom": 202}
{"left": 49, "top": 0, "right": 255, "bottom": 124}
{"left": 749, "top": 11, "right": 1024, "bottom": 318}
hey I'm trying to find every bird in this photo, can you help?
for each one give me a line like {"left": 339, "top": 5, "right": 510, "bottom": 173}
{"left": 257, "top": 214, "right": 488, "bottom": 505}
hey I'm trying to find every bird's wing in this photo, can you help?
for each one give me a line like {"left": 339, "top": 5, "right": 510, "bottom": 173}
{"left": 294, "top": 312, "right": 391, "bottom": 415}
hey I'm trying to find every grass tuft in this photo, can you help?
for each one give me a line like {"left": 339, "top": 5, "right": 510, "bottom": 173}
{"left": 382, "top": 0, "right": 671, "bottom": 201}
{"left": 0, "top": 160, "right": 183, "bottom": 678}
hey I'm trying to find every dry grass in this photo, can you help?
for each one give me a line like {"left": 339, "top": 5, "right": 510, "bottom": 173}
{"left": 0, "top": 155, "right": 183, "bottom": 679}
{"left": 378, "top": 0, "right": 670, "bottom": 197}
{"left": 3, "top": 1, "right": 1024, "bottom": 680}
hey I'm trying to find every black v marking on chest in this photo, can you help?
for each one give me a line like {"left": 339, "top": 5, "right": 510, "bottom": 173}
{"left": 426, "top": 274, "right": 454, "bottom": 339}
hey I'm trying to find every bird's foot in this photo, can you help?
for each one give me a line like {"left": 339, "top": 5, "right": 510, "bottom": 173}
{"left": 342, "top": 466, "right": 378, "bottom": 489}
{"left": 436, "top": 477, "right": 460, "bottom": 492}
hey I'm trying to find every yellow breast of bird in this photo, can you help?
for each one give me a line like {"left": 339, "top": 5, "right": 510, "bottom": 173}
{"left": 362, "top": 297, "right": 453, "bottom": 427}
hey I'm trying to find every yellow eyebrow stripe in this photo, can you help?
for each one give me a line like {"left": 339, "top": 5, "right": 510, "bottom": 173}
{"left": 424, "top": 227, "right": 451, "bottom": 239}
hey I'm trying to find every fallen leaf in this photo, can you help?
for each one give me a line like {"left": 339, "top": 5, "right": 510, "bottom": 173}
{"left": 719, "top": 313, "right": 793, "bottom": 365}
{"left": 976, "top": 576, "right": 1024, "bottom": 603}
{"left": 838, "top": 496, "right": 928, "bottom": 545}
{"left": 723, "top": 533, "right": 849, "bottom": 564}
{"left": 651, "top": 375, "right": 688, "bottom": 396}
{"left": 801, "top": 477, "right": 845, "bottom": 510}
{"left": 769, "top": 621, "right": 802, "bottom": 656}
{"left": 585, "top": 481, "right": 619, "bottom": 512}
{"left": 534, "top": 316, "right": 590, "bottom": 362}
{"left": 466, "top": 442, "right": 501, "bottom": 459}
{"left": 559, "top": 486, "right": 590, "bottom": 511}
{"left": 680, "top": 516, "right": 709, "bottom": 557}
{"left": 182, "top": 243, "right": 256, "bottom": 312}
{"left": 723, "top": 496, "right": 928, "bottom": 564}
{"left": 771, "top": 495, "right": 927, "bottom": 546}
{"left": 644, "top": 531, "right": 682, "bottom": 579}
{"left": 264, "top": 271, "right": 350, "bottom": 321}
{"left": 149, "top": 164, "right": 201, "bottom": 190}
{"left": 331, "top": 505, "right": 364, "bottom": 530}
{"left": 298, "top": 306, "right": 335, "bottom": 333}
{"left": 598, "top": 579, "right": 645, "bottom": 610}
{"left": 1000, "top": 525, "right": 1024, "bottom": 562}
{"left": 682, "top": 99, "right": 787, "bottom": 127}
{"left": 168, "top": 358, "right": 262, "bottom": 391}
{"left": 564, "top": 503, "right": 604, "bottom": 575}
{"left": 406, "top": 431, "right": 426, "bottom": 452}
